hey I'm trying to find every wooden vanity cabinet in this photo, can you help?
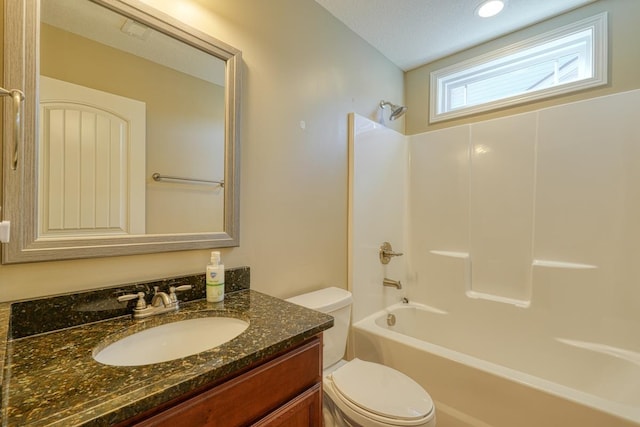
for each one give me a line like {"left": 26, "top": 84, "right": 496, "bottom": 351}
{"left": 130, "top": 336, "right": 323, "bottom": 427}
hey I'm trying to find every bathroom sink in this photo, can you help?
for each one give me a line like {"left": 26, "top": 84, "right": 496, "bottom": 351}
{"left": 93, "top": 317, "right": 249, "bottom": 366}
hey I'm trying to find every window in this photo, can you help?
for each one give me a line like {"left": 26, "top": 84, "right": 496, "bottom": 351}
{"left": 430, "top": 12, "right": 607, "bottom": 123}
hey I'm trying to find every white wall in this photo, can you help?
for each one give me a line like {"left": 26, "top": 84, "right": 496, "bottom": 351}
{"left": 411, "top": 113, "right": 538, "bottom": 307}
{"left": 409, "top": 89, "right": 640, "bottom": 347}
{"left": 349, "top": 89, "right": 640, "bottom": 427}
{"left": 348, "top": 113, "right": 407, "bottom": 322}
{"left": 350, "top": 89, "right": 640, "bottom": 348}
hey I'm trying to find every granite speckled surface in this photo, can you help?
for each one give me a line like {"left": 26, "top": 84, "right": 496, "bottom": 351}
{"left": 1, "top": 277, "right": 332, "bottom": 426}
{"left": 9, "top": 267, "right": 250, "bottom": 339}
{"left": 0, "top": 303, "right": 10, "bottom": 391}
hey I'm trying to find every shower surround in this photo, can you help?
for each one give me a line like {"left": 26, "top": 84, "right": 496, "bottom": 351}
{"left": 348, "top": 89, "right": 640, "bottom": 426}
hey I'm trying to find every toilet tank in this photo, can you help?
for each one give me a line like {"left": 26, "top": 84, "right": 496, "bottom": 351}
{"left": 286, "top": 287, "right": 352, "bottom": 369}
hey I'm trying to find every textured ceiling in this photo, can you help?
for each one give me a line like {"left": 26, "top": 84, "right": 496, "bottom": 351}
{"left": 314, "top": 0, "right": 597, "bottom": 71}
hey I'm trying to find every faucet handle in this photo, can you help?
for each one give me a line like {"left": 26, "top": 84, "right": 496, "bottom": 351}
{"left": 379, "top": 242, "right": 404, "bottom": 264}
{"left": 117, "top": 292, "right": 147, "bottom": 310}
{"left": 169, "top": 284, "right": 192, "bottom": 303}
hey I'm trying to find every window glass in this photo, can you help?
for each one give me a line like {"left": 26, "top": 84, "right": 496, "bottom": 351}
{"left": 430, "top": 13, "right": 607, "bottom": 123}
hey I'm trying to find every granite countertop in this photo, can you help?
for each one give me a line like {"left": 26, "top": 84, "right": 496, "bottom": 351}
{"left": 0, "top": 289, "right": 333, "bottom": 426}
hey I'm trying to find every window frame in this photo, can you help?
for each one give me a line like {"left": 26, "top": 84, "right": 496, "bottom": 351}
{"left": 429, "top": 12, "right": 608, "bottom": 123}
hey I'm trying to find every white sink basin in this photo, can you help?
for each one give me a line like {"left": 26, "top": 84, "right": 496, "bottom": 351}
{"left": 93, "top": 317, "right": 249, "bottom": 366}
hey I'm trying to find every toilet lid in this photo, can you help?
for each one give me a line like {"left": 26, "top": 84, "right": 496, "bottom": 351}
{"left": 331, "top": 358, "right": 433, "bottom": 421}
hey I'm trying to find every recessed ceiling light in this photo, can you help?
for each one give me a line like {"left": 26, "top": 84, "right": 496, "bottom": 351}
{"left": 476, "top": 0, "right": 505, "bottom": 18}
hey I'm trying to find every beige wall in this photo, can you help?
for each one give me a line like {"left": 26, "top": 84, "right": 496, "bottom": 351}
{"left": 405, "top": 0, "right": 640, "bottom": 134}
{"left": 0, "top": 0, "right": 403, "bottom": 302}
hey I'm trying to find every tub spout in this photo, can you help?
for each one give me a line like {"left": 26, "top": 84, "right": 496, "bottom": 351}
{"left": 383, "top": 278, "right": 402, "bottom": 289}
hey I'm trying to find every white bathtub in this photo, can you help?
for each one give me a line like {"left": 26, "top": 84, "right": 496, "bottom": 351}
{"left": 352, "top": 302, "right": 640, "bottom": 427}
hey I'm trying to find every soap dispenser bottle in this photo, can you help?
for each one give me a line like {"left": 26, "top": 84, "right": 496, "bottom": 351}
{"left": 206, "top": 251, "right": 225, "bottom": 302}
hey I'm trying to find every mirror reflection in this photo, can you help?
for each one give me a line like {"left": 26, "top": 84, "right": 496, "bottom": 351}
{"left": 40, "top": 0, "right": 226, "bottom": 236}
{"left": 1, "top": 0, "right": 240, "bottom": 263}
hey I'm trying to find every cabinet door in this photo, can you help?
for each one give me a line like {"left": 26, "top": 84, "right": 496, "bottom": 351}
{"left": 135, "top": 337, "right": 321, "bottom": 426}
{"left": 252, "top": 383, "right": 322, "bottom": 427}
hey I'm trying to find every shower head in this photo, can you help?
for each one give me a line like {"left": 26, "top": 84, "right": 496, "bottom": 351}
{"left": 379, "top": 100, "right": 407, "bottom": 121}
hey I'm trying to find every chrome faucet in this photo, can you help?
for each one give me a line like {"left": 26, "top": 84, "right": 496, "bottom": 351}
{"left": 151, "top": 286, "right": 172, "bottom": 308}
{"left": 383, "top": 278, "right": 402, "bottom": 289}
{"left": 118, "top": 284, "right": 192, "bottom": 319}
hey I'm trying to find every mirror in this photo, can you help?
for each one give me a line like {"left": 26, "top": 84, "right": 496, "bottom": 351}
{"left": 2, "top": 0, "right": 241, "bottom": 263}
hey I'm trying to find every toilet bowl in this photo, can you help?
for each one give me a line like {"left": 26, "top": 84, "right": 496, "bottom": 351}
{"left": 324, "top": 358, "right": 435, "bottom": 426}
{"left": 286, "top": 287, "right": 436, "bottom": 427}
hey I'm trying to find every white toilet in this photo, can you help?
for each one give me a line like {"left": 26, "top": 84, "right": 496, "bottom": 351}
{"left": 287, "top": 287, "right": 436, "bottom": 427}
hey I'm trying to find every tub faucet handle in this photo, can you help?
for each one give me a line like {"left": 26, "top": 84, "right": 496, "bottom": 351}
{"left": 380, "top": 242, "right": 404, "bottom": 264}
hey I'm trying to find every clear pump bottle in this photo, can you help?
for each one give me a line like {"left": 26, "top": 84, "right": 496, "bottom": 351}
{"left": 206, "top": 251, "right": 225, "bottom": 302}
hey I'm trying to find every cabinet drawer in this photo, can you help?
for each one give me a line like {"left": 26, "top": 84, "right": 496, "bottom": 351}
{"left": 252, "top": 383, "right": 321, "bottom": 427}
{"left": 136, "top": 337, "right": 322, "bottom": 426}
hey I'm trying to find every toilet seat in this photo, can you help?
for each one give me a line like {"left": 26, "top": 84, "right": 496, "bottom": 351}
{"left": 328, "top": 358, "right": 434, "bottom": 425}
